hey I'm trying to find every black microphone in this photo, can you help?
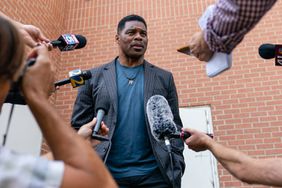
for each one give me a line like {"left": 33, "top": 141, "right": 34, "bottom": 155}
{"left": 258, "top": 43, "right": 275, "bottom": 59}
{"left": 51, "top": 34, "right": 87, "bottom": 51}
{"left": 54, "top": 69, "right": 92, "bottom": 88}
{"left": 91, "top": 94, "right": 110, "bottom": 141}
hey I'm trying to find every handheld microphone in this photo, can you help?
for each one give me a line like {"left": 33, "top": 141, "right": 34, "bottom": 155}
{"left": 258, "top": 44, "right": 275, "bottom": 59}
{"left": 146, "top": 95, "right": 213, "bottom": 142}
{"left": 51, "top": 34, "right": 87, "bottom": 51}
{"left": 91, "top": 94, "right": 110, "bottom": 141}
{"left": 54, "top": 69, "right": 92, "bottom": 88}
{"left": 258, "top": 43, "right": 282, "bottom": 66}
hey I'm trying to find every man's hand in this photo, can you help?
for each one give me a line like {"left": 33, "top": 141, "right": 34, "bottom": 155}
{"left": 21, "top": 44, "right": 55, "bottom": 100}
{"left": 0, "top": 11, "right": 50, "bottom": 48}
{"left": 183, "top": 127, "right": 213, "bottom": 152}
{"left": 18, "top": 24, "right": 50, "bottom": 48}
{"left": 78, "top": 118, "right": 109, "bottom": 146}
{"left": 188, "top": 31, "right": 214, "bottom": 62}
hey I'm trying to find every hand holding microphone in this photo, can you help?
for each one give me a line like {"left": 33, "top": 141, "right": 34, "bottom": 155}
{"left": 183, "top": 127, "right": 214, "bottom": 152}
{"left": 91, "top": 93, "right": 110, "bottom": 141}
{"left": 146, "top": 95, "right": 213, "bottom": 142}
{"left": 78, "top": 118, "right": 109, "bottom": 146}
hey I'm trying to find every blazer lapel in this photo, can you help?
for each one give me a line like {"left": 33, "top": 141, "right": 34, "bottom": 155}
{"left": 103, "top": 58, "right": 118, "bottom": 113}
{"left": 144, "top": 61, "right": 156, "bottom": 106}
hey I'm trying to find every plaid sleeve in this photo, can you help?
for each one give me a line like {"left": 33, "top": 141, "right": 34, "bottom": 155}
{"left": 0, "top": 147, "right": 64, "bottom": 188}
{"left": 205, "top": 0, "right": 277, "bottom": 53}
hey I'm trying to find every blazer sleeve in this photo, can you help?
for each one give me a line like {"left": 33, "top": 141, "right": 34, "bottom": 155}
{"left": 167, "top": 73, "right": 184, "bottom": 152}
{"left": 71, "top": 80, "right": 95, "bottom": 130}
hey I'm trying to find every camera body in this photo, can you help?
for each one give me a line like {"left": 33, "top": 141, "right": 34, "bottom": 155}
{"left": 4, "top": 58, "right": 36, "bottom": 105}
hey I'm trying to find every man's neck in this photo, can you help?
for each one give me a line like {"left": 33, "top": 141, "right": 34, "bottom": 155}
{"left": 118, "top": 55, "right": 144, "bottom": 67}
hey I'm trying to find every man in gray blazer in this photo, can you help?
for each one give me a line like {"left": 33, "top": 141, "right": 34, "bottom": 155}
{"left": 71, "top": 14, "right": 185, "bottom": 188}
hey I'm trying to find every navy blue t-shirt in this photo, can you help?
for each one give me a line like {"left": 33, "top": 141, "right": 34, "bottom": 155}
{"left": 106, "top": 60, "right": 158, "bottom": 179}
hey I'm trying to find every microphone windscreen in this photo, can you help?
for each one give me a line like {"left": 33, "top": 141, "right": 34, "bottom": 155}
{"left": 258, "top": 43, "right": 275, "bottom": 59}
{"left": 82, "top": 70, "right": 92, "bottom": 80}
{"left": 75, "top": 35, "right": 87, "bottom": 49}
{"left": 146, "top": 95, "right": 177, "bottom": 142}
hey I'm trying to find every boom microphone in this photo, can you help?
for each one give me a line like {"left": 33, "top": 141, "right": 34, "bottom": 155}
{"left": 146, "top": 95, "right": 178, "bottom": 142}
{"left": 54, "top": 69, "right": 92, "bottom": 88}
{"left": 51, "top": 34, "right": 87, "bottom": 51}
{"left": 146, "top": 95, "right": 177, "bottom": 188}
{"left": 146, "top": 95, "right": 213, "bottom": 142}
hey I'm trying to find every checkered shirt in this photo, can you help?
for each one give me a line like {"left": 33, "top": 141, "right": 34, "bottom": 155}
{"left": 205, "top": 0, "right": 277, "bottom": 53}
{"left": 0, "top": 147, "right": 64, "bottom": 188}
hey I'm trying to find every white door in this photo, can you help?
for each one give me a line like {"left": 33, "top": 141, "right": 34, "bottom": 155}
{"left": 0, "top": 103, "right": 42, "bottom": 156}
{"left": 180, "top": 106, "right": 219, "bottom": 188}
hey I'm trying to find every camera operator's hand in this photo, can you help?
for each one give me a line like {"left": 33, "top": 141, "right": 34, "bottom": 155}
{"left": 21, "top": 44, "right": 55, "bottom": 101}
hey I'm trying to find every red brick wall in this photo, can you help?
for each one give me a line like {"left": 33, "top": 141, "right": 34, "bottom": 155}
{"left": 0, "top": 0, "right": 68, "bottom": 104}
{"left": 0, "top": 0, "right": 68, "bottom": 153}
{"left": 3, "top": 0, "right": 282, "bottom": 187}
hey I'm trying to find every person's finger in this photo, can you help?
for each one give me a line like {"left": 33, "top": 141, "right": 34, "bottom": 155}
{"left": 90, "top": 139, "right": 101, "bottom": 147}
{"left": 182, "top": 127, "right": 194, "bottom": 133}
{"left": 23, "top": 36, "right": 38, "bottom": 48}
{"left": 38, "top": 33, "right": 50, "bottom": 43}
{"left": 99, "top": 122, "right": 109, "bottom": 136}
{"left": 198, "top": 53, "right": 209, "bottom": 62}
{"left": 85, "top": 118, "right": 97, "bottom": 129}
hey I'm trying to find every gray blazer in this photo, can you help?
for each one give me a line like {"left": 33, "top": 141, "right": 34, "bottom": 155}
{"left": 71, "top": 57, "right": 185, "bottom": 187}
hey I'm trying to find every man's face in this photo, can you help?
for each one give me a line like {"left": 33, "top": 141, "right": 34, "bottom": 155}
{"left": 116, "top": 21, "right": 148, "bottom": 58}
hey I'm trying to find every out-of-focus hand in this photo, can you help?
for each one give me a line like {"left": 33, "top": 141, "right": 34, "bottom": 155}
{"left": 18, "top": 23, "right": 51, "bottom": 48}
{"left": 188, "top": 31, "right": 214, "bottom": 62}
{"left": 21, "top": 44, "right": 55, "bottom": 100}
{"left": 183, "top": 127, "right": 213, "bottom": 152}
{"left": 0, "top": 11, "right": 51, "bottom": 49}
{"left": 78, "top": 118, "right": 109, "bottom": 146}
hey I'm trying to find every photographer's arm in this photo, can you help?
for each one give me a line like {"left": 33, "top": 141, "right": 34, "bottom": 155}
{"left": 21, "top": 45, "right": 117, "bottom": 188}
{"left": 43, "top": 118, "right": 109, "bottom": 160}
{"left": 184, "top": 127, "right": 282, "bottom": 187}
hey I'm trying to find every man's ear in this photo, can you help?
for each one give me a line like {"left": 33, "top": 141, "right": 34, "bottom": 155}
{"left": 115, "top": 34, "right": 119, "bottom": 42}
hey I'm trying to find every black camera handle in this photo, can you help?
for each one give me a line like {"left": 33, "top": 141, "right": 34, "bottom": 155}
{"left": 2, "top": 104, "right": 15, "bottom": 146}
{"left": 2, "top": 58, "right": 36, "bottom": 146}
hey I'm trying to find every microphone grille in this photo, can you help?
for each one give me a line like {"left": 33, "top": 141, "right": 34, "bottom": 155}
{"left": 146, "top": 95, "right": 177, "bottom": 141}
{"left": 258, "top": 43, "right": 275, "bottom": 59}
{"left": 75, "top": 35, "right": 87, "bottom": 49}
{"left": 82, "top": 70, "right": 92, "bottom": 80}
